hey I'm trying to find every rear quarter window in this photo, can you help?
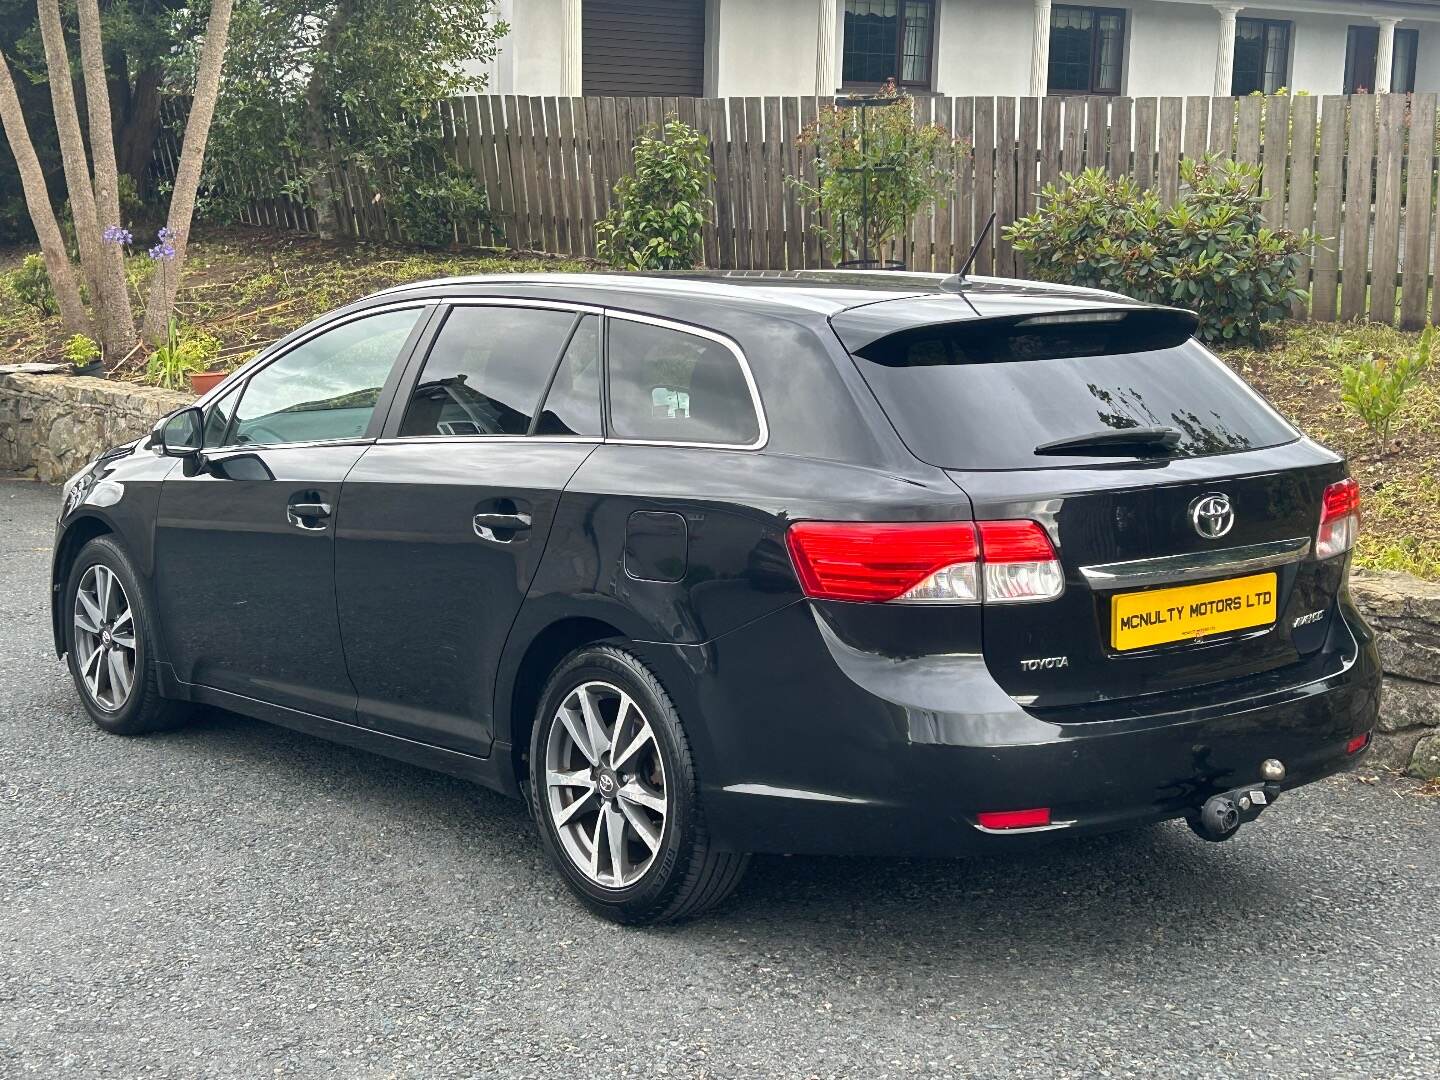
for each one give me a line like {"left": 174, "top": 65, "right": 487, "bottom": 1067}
{"left": 607, "top": 318, "right": 761, "bottom": 447}
{"left": 846, "top": 317, "right": 1297, "bottom": 469}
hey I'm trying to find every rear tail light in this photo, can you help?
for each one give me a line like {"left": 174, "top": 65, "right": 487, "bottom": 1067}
{"left": 1316, "top": 477, "right": 1360, "bottom": 560}
{"left": 977, "top": 520, "right": 1067, "bottom": 604}
{"left": 977, "top": 808, "right": 1052, "bottom": 830}
{"left": 1346, "top": 732, "right": 1371, "bottom": 755}
{"left": 785, "top": 519, "right": 1063, "bottom": 605}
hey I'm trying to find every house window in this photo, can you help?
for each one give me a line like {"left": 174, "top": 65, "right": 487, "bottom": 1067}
{"left": 842, "top": 0, "right": 936, "bottom": 89}
{"left": 1232, "top": 18, "right": 1291, "bottom": 95}
{"left": 1047, "top": 6, "right": 1126, "bottom": 96}
{"left": 1344, "top": 26, "right": 1420, "bottom": 94}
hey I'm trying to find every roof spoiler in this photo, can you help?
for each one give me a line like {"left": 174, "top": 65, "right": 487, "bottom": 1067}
{"left": 835, "top": 305, "right": 1202, "bottom": 361}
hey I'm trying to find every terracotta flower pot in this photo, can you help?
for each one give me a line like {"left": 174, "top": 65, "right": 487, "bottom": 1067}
{"left": 189, "top": 370, "right": 227, "bottom": 396}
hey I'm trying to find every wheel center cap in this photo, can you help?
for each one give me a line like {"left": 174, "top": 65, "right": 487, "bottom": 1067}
{"left": 99, "top": 628, "right": 113, "bottom": 647}
{"left": 597, "top": 769, "right": 618, "bottom": 800}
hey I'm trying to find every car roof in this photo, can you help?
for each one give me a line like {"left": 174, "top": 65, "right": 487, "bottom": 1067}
{"left": 371, "top": 269, "right": 1144, "bottom": 321}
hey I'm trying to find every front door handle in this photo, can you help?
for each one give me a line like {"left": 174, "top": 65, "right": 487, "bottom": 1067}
{"left": 472, "top": 511, "right": 532, "bottom": 542}
{"left": 287, "top": 500, "right": 331, "bottom": 531}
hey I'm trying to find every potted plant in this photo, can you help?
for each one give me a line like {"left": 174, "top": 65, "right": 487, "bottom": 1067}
{"left": 63, "top": 334, "right": 103, "bottom": 378}
{"left": 144, "top": 318, "right": 223, "bottom": 394}
{"left": 189, "top": 369, "right": 228, "bottom": 395}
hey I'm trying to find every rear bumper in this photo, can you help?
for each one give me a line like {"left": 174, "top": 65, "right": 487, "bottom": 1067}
{"left": 650, "top": 598, "right": 1380, "bottom": 857}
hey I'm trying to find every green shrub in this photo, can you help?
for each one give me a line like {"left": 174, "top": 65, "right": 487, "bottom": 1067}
{"left": 1336, "top": 326, "right": 1434, "bottom": 446}
{"left": 1004, "top": 156, "right": 1312, "bottom": 343}
{"left": 9, "top": 254, "right": 58, "bottom": 317}
{"left": 596, "top": 118, "right": 714, "bottom": 270}
{"left": 792, "top": 88, "right": 966, "bottom": 267}
{"left": 62, "top": 334, "right": 101, "bottom": 368}
{"left": 387, "top": 165, "right": 497, "bottom": 249}
{"left": 145, "top": 320, "right": 222, "bottom": 390}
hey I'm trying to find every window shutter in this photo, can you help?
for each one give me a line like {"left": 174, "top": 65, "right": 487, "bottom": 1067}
{"left": 582, "top": 0, "right": 707, "bottom": 97}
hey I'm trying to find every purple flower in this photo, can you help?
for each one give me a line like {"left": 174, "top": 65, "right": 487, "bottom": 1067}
{"left": 148, "top": 230, "right": 176, "bottom": 261}
{"left": 102, "top": 225, "right": 132, "bottom": 246}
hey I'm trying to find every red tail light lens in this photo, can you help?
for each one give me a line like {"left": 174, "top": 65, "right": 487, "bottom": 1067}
{"left": 1316, "top": 477, "right": 1360, "bottom": 560}
{"left": 785, "top": 520, "right": 1062, "bottom": 604}
{"left": 785, "top": 521, "right": 979, "bottom": 603}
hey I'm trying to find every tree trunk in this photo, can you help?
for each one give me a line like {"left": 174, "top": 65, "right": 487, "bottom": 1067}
{"left": 0, "top": 53, "right": 90, "bottom": 338}
{"left": 141, "top": 0, "right": 235, "bottom": 346}
{"left": 76, "top": 0, "right": 137, "bottom": 356}
{"left": 115, "top": 67, "right": 163, "bottom": 199}
{"left": 36, "top": 0, "right": 135, "bottom": 357}
{"left": 300, "top": 1, "right": 353, "bottom": 239}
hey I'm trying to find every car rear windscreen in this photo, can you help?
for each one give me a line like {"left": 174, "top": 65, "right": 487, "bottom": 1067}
{"left": 845, "top": 315, "right": 1298, "bottom": 469}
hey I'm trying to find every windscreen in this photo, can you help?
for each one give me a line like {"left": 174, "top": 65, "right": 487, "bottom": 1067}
{"left": 848, "top": 316, "right": 1298, "bottom": 469}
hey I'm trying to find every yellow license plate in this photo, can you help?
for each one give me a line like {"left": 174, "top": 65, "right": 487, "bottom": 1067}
{"left": 1110, "top": 572, "right": 1278, "bottom": 652}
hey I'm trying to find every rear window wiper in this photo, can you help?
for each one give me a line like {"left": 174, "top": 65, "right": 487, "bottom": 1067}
{"left": 1034, "top": 426, "right": 1182, "bottom": 456}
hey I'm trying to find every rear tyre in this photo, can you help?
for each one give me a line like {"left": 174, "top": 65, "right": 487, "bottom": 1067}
{"left": 530, "top": 644, "right": 749, "bottom": 924}
{"left": 64, "top": 536, "right": 189, "bottom": 736}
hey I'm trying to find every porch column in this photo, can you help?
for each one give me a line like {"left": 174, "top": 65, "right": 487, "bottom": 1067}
{"left": 817, "top": 0, "right": 839, "bottom": 95}
{"left": 1030, "top": 0, "right": 1052, "bottom": 97}
{"left": 1213, "top": 4, "right": 1243, "bottom": 97}
{"left": 1375, "top": 17, "right": 1399, "bottom": 93}
{"left": 561, "top": 0, "right": 583, "bottom": 96}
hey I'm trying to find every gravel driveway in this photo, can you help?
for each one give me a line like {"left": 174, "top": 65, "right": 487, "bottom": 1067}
{"left": 2, "top": 477, "right": 1437, "bottom": 1079}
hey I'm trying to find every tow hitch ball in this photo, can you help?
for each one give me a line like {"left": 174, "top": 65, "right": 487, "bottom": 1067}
{"left": 1187, "top": 759, "right": 1286, "bottom": 843}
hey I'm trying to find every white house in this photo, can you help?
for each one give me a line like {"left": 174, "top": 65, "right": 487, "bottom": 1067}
{"left": 476, "top": 0, "right": 1440, "bottom": 99}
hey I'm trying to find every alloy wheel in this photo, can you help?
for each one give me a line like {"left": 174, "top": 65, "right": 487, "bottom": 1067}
{"left": 544, "top": 680, "right": 668, "bottom": 889}
{"left": 73, "top": 564, "right": 137, "bottom": 712}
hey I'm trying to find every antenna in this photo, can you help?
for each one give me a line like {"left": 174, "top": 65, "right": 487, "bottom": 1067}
{"left": 943, "top": 212, "right": 997, "bottom": 289}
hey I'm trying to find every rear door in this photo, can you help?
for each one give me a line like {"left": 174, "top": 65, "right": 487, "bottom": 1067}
{"left": 334, "top": 301, "right": 602, "bottom": 756}
{"left": 837, "top": 306, "right": 1350, "bottom": 711}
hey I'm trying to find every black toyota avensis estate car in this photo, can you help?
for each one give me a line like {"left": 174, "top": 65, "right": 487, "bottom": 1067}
{"left": 52, "top": 270, "right": 1380, "bottom": 923}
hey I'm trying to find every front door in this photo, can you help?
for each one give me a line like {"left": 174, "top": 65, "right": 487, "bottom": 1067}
{"left": 336, "top": 303, "right": 602, "bottom": 755}
{"left": 154, "top": 304, "right": 430, "bottom": 719}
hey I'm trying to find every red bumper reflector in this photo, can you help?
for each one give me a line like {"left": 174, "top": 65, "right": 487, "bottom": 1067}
{"left": 977, "top": 808, "right": 1052, "bottom": 830}
{"left": 1346, "top": 732, "right": 1371, "bottom": 755}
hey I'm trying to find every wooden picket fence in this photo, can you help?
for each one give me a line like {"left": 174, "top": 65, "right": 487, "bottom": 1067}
{"left": 172, "top": 93, "right": 1440, "bottom": 329}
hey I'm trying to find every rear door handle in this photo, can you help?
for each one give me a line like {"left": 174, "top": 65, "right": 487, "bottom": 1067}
{"left": 287, "top": 500, "right": 331, "bottom": 531}
{"left": 472, "top": 512, "right": 532, "bottom": 542}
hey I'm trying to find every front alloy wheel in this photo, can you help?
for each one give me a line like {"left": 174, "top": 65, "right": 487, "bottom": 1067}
{"left": 65, "top": 535, "right": 188, "bottom": 735}
{"left": 73, "top": 563, "right": 137, "bottom": 712}
{"left": 545, "top": 680, "right": 668, "bottom": 888}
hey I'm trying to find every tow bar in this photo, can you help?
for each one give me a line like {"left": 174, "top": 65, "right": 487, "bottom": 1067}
{"left": 1187, "top": 758, "right": 1286, "bottom": 842}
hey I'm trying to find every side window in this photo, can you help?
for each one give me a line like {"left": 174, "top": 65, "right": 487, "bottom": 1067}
{"left": 607, "top": 319, "right": 760, "bottom": 446}
{"left": 398, "top": 306, "right": 576, "bottom": 437}
{"left": 535, "top": 315, "right": 601, "bottom": 437}
{"left": 230, "top": 308, "right": 422, "bottom": 447}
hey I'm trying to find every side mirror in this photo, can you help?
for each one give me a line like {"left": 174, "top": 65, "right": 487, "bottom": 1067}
{"left": 156, "top": 406, "right": 204, "bottom": 458}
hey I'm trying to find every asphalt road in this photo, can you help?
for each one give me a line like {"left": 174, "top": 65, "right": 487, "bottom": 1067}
{"left": 2, "top": 477, "right": 1437, "bottom": 1079}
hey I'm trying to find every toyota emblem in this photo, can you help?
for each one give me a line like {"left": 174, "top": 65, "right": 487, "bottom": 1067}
{"left": 1190, "top": 493, "right": 1234, "bottom": 539}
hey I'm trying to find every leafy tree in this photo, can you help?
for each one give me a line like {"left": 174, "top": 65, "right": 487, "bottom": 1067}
{"left": 199, "top": 0, "right": 507, "bottom": 237}
{"left": 0, "top": 0, "right": 235, "bottom": 351}
{"left": 791, "top": 86, "right": 967, "bottom": 267}
{"left": 596, "top": 118, "right": 713, "bottom": 271}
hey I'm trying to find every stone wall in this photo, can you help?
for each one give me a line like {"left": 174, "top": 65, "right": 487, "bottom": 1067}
{"left": 0, "top": 371, "right": 190, "bottom": 483}
{"left": 1350, "top": 570, "right": 1440, "bottom": 780}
